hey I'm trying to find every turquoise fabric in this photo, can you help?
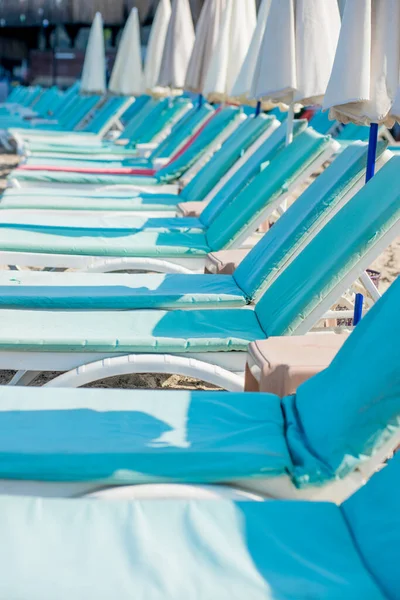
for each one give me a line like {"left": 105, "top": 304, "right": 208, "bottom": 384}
{"left": 155, "top": 106, "right": 241, "bottom": 183}
{"left": 0, "top": 495, "right": 384, "bottom": 600}
{"left": 0, "top": 227, "right": 210, "bottom": 257}
{"left": 336, "top": 123, "right": 370, "bottom": 142}
{"left": 199, "top": 120, "right": 308, "bottom": 227}
{"left": 10, "top": 170, "right": 159, "bottom": 185}
{"left": 179, "top": 114, "right": 275, "bottom": 202}
{"left": 0, "top": 388, "right": 289, "bottom": 482}
{"left": 284, "top": 276, "right": 400, "bottom": 487}
{"left": 128, "top": 98, "right": 190, "bottom": 147}
{"left": 149, "top": 103, "right": 214, "bottom": 161}
{"left": 234, "top": 141, "right": 388, "bottom": 300}
{"left": 0, "top": 307, "right": 264, "bottom": 352}
{"left": 255, "top": 156, "right": 400, "bottom": 337}
{"left": 343, "top": 452, "right": 400, "bottom": 600}
{"left": 0, "top": 213, "right": 204, "bottom": 232}
{"left": 0, "top": 272, "right": 246, "bottom": 310}
{"left": 308, "top": 111, "right": 338, "bottom": 135}
{"left": 206, "top": 129, "right": 332, "bottom": 250}
{"left": 81, "top": 96, "right": 129, "bottom": 134}
{"left": 0, "top": 192, "right": 181, "bottom": 212}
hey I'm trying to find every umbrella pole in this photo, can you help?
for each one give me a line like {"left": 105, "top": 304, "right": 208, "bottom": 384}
{"left": 198, "top": 94, "right": 204, "bottom": 109}
{"left": 365, "top": 123, "right": 379, "bottom": 182}
{"left": 286, "top": 102, "right": 294, "bottom": 145}
{"left": 255, "top": 101, "right": 261, "bottom": 117}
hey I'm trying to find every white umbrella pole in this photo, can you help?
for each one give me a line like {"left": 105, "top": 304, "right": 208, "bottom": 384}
{"left": 286, "top": 101, "right": 294, "bottom": 145}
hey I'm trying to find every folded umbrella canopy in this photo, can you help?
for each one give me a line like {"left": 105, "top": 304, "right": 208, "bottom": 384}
{"left": 252, "top": 0, "right": 341, "bottom": 144}
{"left": 144, "top": 0, "right": 172, "bottom": 93}
{"left": 323, "top": 0, "right": 400, "bottom": 181}
{"left": 80, "top": 12, "right": 106, "bottom": 96}
{"left": 108, "top": 8, "right": 144, "bottom": 97}
{"left": 157, "top": 0, "right": 195, "bottom": 94}
{"left": 230, "top": 0, "right": 272, "bottom": 108}
{"left": 203, "top": 0, "right": 257, "bottom": 103}
{"left": 184, "top": 0, "right": 228, "bottom": 96}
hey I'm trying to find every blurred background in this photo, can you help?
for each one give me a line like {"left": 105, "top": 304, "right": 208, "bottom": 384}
{"left": 0, "top": 0, "right": 208, "bottom": 88}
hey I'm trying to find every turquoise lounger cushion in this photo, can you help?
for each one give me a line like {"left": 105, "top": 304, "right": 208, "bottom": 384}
{"left": 10, "top": 170, "right": 159, "bottom": 186}
{"left": 284, "top": 276, "right": 400, "bottom": 487}
{"left": 255, "top": 156, "right": 400, "bottom": 337}
{"left": 179, "top": 113, "right": 275, "bottom": 202}
{"left": 0, "top": 227, "right": 210, "bottom": 257}
{"left": 0, "top": 495, "right": 384, "bottom": 599}
{"left": 0, "top": 192, "right": 181, "bottom": 212}
{"left": 0, "top": 387, "right": 290, "bottom": 482}
{"left": 205, "top": 129, "right": 332, "bottom": 250}
{"left": 0, "top": 307, "right": 264, "bottom": 352}
{"left": 0, "top": 272, "right": 247, "bottom": 309}
{"left": 234, "top": 141, "right": 388, "bottom": 300}
{"left": 0, "top": 213, "right": 204, "bottom": 233}
{"left": 343, "top": 453, "right": 400, "bottom": 600}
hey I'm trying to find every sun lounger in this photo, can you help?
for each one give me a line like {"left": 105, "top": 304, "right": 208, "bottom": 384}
{"left": 0, "top": 278, "right": 398, "bottom": 509}
{"left": 0, "top": 154, "right": 398, "bottom": 393}
{"left": 0, "top": 451, "right": 397, "bottom": 598}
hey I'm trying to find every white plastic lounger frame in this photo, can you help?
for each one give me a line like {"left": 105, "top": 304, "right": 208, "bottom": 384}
{"left": 2, "top": 140, "right": 339, "bottom": 272}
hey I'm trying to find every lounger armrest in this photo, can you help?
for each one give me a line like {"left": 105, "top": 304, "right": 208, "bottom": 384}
{"left": 177, "top": 201, "right": 205, "bottom": 218}
{"left": 245, "top": 334, "right": 349, "bottom": 396}
{"left": 204, "top": 249, "right": 250, "bottom": 275}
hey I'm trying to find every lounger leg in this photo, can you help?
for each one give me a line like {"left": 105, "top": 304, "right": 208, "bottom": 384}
{"left": 8, "top": 370, "right": 42, "bottom": 386}
{"left": 43, "top": 355, "right": 245, "bottom": 391}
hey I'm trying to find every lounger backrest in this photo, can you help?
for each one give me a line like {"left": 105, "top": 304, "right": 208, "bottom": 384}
{"left": 255, "top": 156, "right": 400, "bottom": 338}
{"left": 119, "top": 95, "right": 151, "bottom": 125}
{"left": 283, "top": 273, "right": 400, "bottom": 483}
{"left": 179, "top": 114, "right": 276, "bottom": 202}
{"left": 199, "top": 120, "right": 308, "bottom": 226}
{"left": 308, "top": 110, "right": 338, "bottom": 135}
{"left": 59, "top": 95, "right": 100, "bottom": 130}
{"left": 120, "top": 97, "right": 159, "bottom": 141}
{"left": 155, "top": 106, "right": 241, "bottom": 183}
{"left": 205, "top": 129, "right": 331, "bottom": 251}
{"left": 343, "top": 451, "right": 400, "bottom": 600}
{"left": 149, "top": 103, "right": 214, "bottom": 161}
{"left": 82, "top": 96, "right": 128, "bottom": 134}
{"left": 130, "top": 98, "right": 190, "bottom": 147}
{"left": 234, "top": 141, "right": 388, "bottom": 300}
{"left": 336, "top": 123, "right": 370, "bottom": 142}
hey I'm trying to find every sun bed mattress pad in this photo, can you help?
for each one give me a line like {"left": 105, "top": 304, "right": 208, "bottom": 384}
{"left": 0, "top": 272, "right": 247, "bottom": 310}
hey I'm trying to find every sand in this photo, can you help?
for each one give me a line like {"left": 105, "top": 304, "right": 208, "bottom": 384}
{"left": 0, "top": 152, "right": 398, "bottom": 388}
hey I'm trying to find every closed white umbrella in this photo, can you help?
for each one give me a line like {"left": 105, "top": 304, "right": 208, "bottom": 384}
{"left": 390, "top": 86, "right": 400, "bottom": 122}
{"left": 252, "top": 0, "right": 341, "bottom": 143}
{"left": 230, "top": 0, "right": 272, "bottom": 107}
{"left": 323, "top": 0, "right": 400, "bottom": 180}
{"left": 203, "top": 0, "right": 257, "bottom": 103}
{"left": 80, "top": 12, "right": 106, "bottom": 95}
{"left": 144, "top": 0, "right": 172, "bottom": 92}
{"left": 157, "top": 0, "right": 195, "bottom": 93}
{"left": 109, "top": 9, "right": 144, "bottom": 96}
{"left": 185, "top": 0, "right": 228, "bottom": 95}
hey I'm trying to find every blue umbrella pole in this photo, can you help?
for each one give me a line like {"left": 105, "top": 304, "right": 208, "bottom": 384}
{"left": 255, "top": 101, "right": 261, "bottom": 117}
{"left": 353, "top": 293, "right": 364, "bottom": 326}
{"left": 365, "top": 123, "right": 379, "bottom": 182}
{"left": 198, "top": 94, "right": 204, "bottom": 109}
